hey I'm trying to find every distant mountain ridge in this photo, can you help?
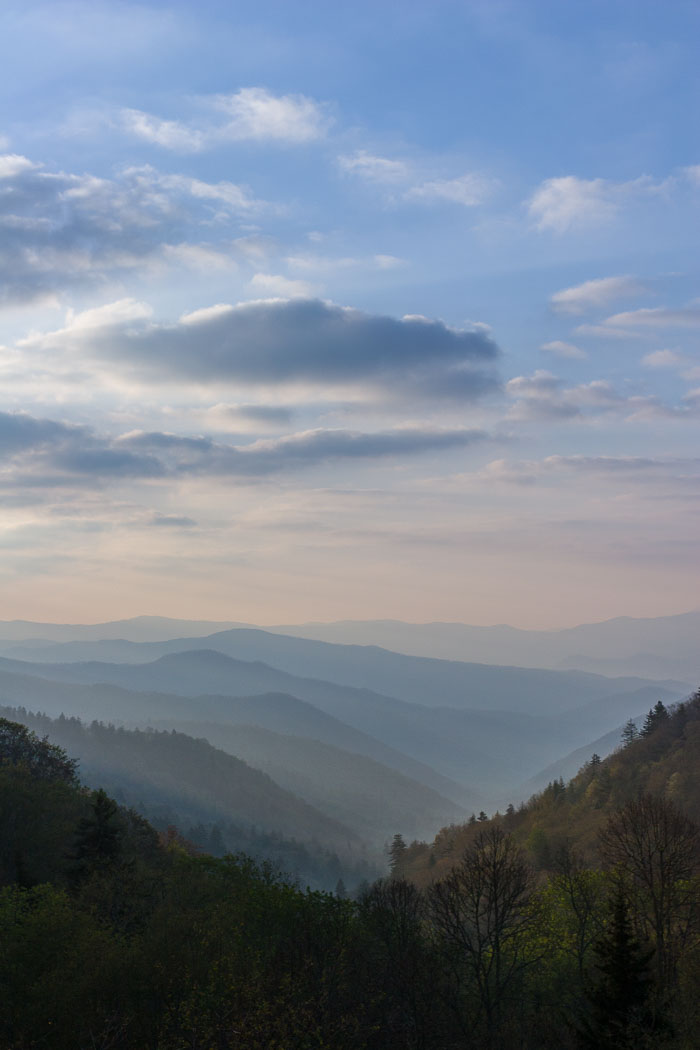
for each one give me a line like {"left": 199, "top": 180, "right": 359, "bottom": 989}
{"left": 0, "top": 609, "right": 696, "bottom": 680}
{"left": 0, "top": 629, "right": 686, "bottom": 714}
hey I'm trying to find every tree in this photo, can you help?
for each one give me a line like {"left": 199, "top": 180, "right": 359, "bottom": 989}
{"left": 642, "top": 701, "right": 670, "bottom": 737}
{"left": 578, "top": 885, "right": 661, "bottom": 1049}
{"left": 429, "top": 825, "right": 536, "bottom": 1048}
{"left": 621, "top": 719, "right": 638, "bottom": 747}
{"left": 0, "top": 718, "right": 77, "bottom": 783}
{"left": 388, "top": 833, "right": 407, "bottom": 876}
{"left": 599, "top": 795, "right": 700, "bottom": 989}
{"left": 69, "top": 788, "right": 124, "bottom": 885}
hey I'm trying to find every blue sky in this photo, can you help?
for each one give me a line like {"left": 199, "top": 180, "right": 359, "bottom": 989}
{"left": 0, "top": 0, "right": 698, "bottom": 626}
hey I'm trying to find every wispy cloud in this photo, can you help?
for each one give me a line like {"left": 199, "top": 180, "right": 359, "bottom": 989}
{"left": 120, "top": 87, "right": 330, "bottom": 151}
{"left": 540, "top": 340, "right": 587, "bottom": 360}
{"left": 603, "top": 306, "right": 700, "bottom": 330}
{"left": 550, "top": 275, "right": 646, "bottom": 314}
{"left": 502, "top": 370, "right": 695, "bottom": 424}
{"left": 528, "top": 174, "right": 666, "bottom": 233}
{"left": 641, "top": 349, "right": 687, "bottom": 369}
{"left": 337, "top": 150, "right": 410, "bottom": 183}
{"left": 404, "top": 173, "right": 494, "bottom": 206}
{"left": 339, "top": 150, "right": 494, "bottom": 207}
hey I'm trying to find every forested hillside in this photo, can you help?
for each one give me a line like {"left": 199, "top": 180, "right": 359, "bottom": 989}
{"left": 0, "top": 706, "right": 378, "bottom": 890}
{"left": 4, "top": 693, "right": 700, "bottom": 1047}
{"left": 397, "top": 692, "right": 700, "bottom": 884}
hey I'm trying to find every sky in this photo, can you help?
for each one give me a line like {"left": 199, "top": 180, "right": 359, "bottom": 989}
{"left": 0, "top": 0, "right": 699, "bottom": 628}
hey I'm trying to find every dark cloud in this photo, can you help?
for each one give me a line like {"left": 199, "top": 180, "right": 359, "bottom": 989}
{"left": 0, "top": 410, "right": 165, "bottom": 485}
{"left": 0, "top": 411, "right": 78, "bottom": 452}
{"left": 86, "top": 298, "right": 500, "bottom": 401}
{"left": 0, "top": 409, "right": 489, "bottom": 490}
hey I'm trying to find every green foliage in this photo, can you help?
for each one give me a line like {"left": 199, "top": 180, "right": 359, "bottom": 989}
{"left": 643, "top": 700, "right": 670, "bottom": 738}
{"left": 577, "top": 887, "right": 663, "bottom": 1049}
{"left": 4, "top": 697, "right": 700, "bottom": 1048}
{"left": 0, "top": 716, "right": 77, "bottom": 783}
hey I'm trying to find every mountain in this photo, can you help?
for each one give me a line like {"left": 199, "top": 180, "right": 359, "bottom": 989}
{"left": 0, "top": 665, "right": 470, "bottom": 805}
{"left": 149, "top": 719, "right": 467, "bottom": 844}
{"left": 0, "top": 705, "right": 363, "bottom": 855}
{"left": 0, "top": 615, "right": 243, "bottom": 644}
{"left": 262, "top": 611, "right": 700, "bottom": 681}
{"left": 0, "top": 627, "right": 686, "bottom": 716}
{"left": 517, "top": 715, "right": 646, "bottom": 797}
{"left": 399, "top": 689, "right": 700, "bottom": 886}
{"left": 2, "top": 609, "right": 697, "bottom": 681}
{"left": 0, "top": 648, "right": 685, "bottom": 801}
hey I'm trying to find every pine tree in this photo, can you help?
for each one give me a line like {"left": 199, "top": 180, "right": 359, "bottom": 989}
{"left": 577, "top": 887, "right": 664, "bottom": 1049}
{"left": 388, "top": 833, "right": 407, "bottom": 875}
{"left": 621, "top": 719, "right": 638, "bottom": 747}
{"left": 642, "top": 700, "right": 670, "bottom": 737}
{"left": 69, "top": 788, "right": 124, "bottom": 883}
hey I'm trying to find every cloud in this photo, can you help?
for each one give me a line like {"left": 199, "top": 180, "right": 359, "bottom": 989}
{"left": 285, "top": 252, "right": 406, "bottom": 273}
{"left": 204, "top": 403, "right": 294, "bottom": 432}
{"left": 248, "top": 273, "right": 316, "bottom": 297}
{"left": 121, "top": 87, "right": 329, "bottom": 152}
{"left": 505, "top": 371, "right": 634, "bottom": 423}
{"left": 528, "top": 175, "right": 661, "bottom": 233}
{"left": 120, "top": 109, "right": 204, "bottom": 151}
{"left": 28, "top": 296, "right": 500, "bottom": 403}
{"left": 0, "top": 154, "right": 37, "bottom": 177}
{"left": 119, "top": 425, "right": 489, "bottom": 477}
{"left": 338, "top": 151, "right": 409, "bottom": 183}
{"left": 550, "top": 275, "right": 646, "bottom": 314}
{"left": 404, "top": 173, "right": 494, "bottom": 207}
{"left": 482, "top": 453, "right": 700, "bottom": 484}
{"left": 0, "top": 408, "right": 489, "bottom": 492}
{"left": 0, "top": 156, "right": 271, "bottom": 306}
{"left": 339, "top": 151, "right": 493, "bottom": 207}
{"left": 642, "top": 349, "right": 686, "bottom": 369}
{"left": 602, "top": 306, "right": 700, "bottom": 330}
{"left": 0, "top": 410, "right": 164, "bottom": 485}
{"left": 540, "top": 340, "right": 587, "bottom": 360}
{"left": 146, "top": 513, "right": 197, "bottom": 528}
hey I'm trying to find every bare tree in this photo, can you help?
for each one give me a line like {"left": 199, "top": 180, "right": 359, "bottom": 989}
{"left": 599, "top": 795, "right": 700, "bottom": 988}
{"left": 428, "top": 825, "right": 536, "bottom": 1049}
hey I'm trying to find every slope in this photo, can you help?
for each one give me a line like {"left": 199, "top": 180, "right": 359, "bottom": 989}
{"left": 0, "top": 665, "right": 470, "bottom": 805}
{"left": 149, "top": 719, "right": 467, "bottom": 844}
{"left": 0, "top": 705, "right": 361, "bottom": 853}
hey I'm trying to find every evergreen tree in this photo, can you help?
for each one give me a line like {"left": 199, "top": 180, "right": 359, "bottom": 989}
{"left": 642, "top": 701, "right": 670, "bottom": 737}
{"left": 578, "top": 887, "right": 663, "bottom": 1049}
{"left": 621, "top": 719, "right": 638, "bottom": 747}
{"left": 69, "top": 788, "right": 124, "bottom": 882}
{"left": 388, "top": 833, "right": 407, "bottom": 875}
